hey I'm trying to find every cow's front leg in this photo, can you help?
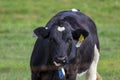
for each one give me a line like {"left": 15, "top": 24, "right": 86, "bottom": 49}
{"left": 31, "top": 72, "right": 41, "bottom": 80}
{"left": 85, "top": 45, "right": 100, "bottom": 80}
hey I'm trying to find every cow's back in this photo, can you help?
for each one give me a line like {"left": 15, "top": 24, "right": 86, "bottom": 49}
{"left": 46, "top": 10, "right": 99, "bottom": 49}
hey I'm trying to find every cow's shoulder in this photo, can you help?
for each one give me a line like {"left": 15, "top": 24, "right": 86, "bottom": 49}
{"left": 30, "top": 38, "right": 49, "bottom": 66}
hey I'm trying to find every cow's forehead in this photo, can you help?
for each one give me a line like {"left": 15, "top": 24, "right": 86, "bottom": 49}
{"left": 50, "top": 26, "right": 71, "bottom": 38}
{"left": 58, "top": 26, "right": 71, "bottom": 33}
{"left": 57, "top": 26, "right": 65, "bottom": 32}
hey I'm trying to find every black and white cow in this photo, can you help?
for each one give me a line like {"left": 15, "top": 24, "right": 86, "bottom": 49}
{"left": 30, "top": 9, "right": 102, "bottom": 80}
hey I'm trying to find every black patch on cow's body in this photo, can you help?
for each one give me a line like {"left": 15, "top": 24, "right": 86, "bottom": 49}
{"left": 30, "top": 10, "right": 100, "bottom": 80}
{"left": 30, "top": 38, "right": 50, "bottom": 66}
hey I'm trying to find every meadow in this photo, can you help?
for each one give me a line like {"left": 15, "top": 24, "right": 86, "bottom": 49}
{"left": 0, "top": 0, "right": 120, "bottom": 80}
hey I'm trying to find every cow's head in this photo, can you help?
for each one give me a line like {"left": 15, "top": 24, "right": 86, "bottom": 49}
{"left": 34, "top": 21, "right": 88, "bottom": 67}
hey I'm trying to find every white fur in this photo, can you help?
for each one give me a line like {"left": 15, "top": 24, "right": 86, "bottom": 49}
{"left": 85, "top": 44, "right": 100, "bottom": 80}
{"left": 77, "top": 70, "right": 87, "bottom": 78}
{"left": 71, "top": 8, "right": 78, "bottom": 12}
{"left": 57, "top": 26, "right": 65, "bottom": 32}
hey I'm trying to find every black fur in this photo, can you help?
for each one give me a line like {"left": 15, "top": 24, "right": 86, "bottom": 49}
{"left": 30, "top": 9, "right": 100, "bottom": 80}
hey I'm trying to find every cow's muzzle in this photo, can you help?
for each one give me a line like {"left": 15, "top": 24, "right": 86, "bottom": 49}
{"left": 53, "top": 56, "right": 67, "bottom": 66}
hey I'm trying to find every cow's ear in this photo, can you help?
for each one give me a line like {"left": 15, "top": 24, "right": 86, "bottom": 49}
{"left": 72, "top": 29, "right": 89, "bottom": 41}
{"left": 34, "top": 27, "right": 49, "bottom": 38}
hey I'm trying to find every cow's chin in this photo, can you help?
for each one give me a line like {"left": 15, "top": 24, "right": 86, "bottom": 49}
{"left": 53, "top": 61, "right": 62, "bottom": 67}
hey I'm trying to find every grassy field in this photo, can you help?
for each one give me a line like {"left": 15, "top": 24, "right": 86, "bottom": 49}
{"left": 0, "top": 0, "right": 120, "bottom": 80}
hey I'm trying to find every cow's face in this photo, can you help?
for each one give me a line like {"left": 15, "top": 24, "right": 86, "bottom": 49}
{"left": 34, "top": 21, "right": 88, "bottom": 67}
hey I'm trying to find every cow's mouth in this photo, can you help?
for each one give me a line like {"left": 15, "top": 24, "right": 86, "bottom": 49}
{"left": 53, "top": 60, "right": 66, "bottom": 67}
{"left": 53, "top": 61, "right": 62, "bottom": 67}
{"left": 53, "top": 56, "right": 67, "bottom": 66}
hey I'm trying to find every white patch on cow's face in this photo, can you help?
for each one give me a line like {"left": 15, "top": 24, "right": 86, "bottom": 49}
{"left": 71, "top": 8, "right": 78, "bottom": 12}
{"left": 85, "top": 44, "right": 100, "bottom": 80}
{"left": 57, "top": 26, "right": 65, "bottom": 32}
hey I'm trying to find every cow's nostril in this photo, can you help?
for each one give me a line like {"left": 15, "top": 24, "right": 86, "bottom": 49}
{"left": 57, "top": 56, "right": 66, "bottom": 61}
{"left": 55, "top": 56, "right": 67, "bottom": 64}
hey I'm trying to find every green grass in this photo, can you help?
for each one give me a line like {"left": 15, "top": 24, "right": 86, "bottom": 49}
{"left": 0, "top": 0, "right": 120, "bottom": 80}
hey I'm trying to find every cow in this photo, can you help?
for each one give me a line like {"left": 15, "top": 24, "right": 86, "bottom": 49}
{"left": 30, "top": 9, "right": 102, "bottom": 80}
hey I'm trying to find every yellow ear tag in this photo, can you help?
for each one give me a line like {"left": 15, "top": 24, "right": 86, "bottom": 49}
{"left": 76, "top": 34, "right": 84, "bottom": 48}
{"left": 78, "top": 34, "right": 84, "bottom": 43}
